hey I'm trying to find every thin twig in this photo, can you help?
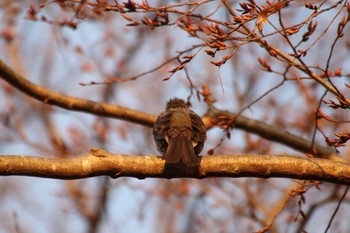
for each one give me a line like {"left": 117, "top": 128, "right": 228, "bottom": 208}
{"left": 324, "top": 186, "right": 349, "bottom": 233}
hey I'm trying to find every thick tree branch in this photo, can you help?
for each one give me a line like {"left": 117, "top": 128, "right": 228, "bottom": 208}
{"left": 0, "top": 148, "right": 349, "bottom": 184}
{"left": 0, "top": 59, "right": 156, "bottom": 127}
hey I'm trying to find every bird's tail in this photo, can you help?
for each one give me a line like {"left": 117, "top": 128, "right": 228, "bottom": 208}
{"left": 164, "top": 134, "right": 199, "bottom": 165}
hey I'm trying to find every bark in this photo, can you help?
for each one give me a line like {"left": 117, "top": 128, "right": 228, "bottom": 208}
{"left": 0, "top": 148, "right": 349, "bottom": 184}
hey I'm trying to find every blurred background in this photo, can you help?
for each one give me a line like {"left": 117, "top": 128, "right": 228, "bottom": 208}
{"left": 1, "top": 0, "right": 350, "bottom": 232}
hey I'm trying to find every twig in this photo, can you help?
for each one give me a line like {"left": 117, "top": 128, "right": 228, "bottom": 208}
{"left": 324, "top": 186, "right": 349, "bottom": 233}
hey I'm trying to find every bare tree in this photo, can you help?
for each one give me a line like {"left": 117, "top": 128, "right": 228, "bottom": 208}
{"left": 1, "top": 0, "right": 350, "bottom": 232}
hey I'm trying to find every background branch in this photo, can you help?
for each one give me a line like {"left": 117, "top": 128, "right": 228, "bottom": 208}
{"left": 204, "top": 105, "right": 340, "bottom": 161}
{"left": 0, "top": 59, "right": 340, "bottom": 161}
{"left": 0, "top": 59, "right": 156, "bottom": 127}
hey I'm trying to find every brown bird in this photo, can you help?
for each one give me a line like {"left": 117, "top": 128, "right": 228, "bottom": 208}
{"left": 153, "top": 98, "right": 207, "bottom": 165}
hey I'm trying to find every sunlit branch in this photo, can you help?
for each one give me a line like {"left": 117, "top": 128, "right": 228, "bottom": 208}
{"left": 0, "top": 148, "right": 349, "bottom": 184}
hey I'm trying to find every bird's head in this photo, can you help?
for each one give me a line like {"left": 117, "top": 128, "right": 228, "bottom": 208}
{"left": 166, "top": 98, "right": 188, "bottom": 110}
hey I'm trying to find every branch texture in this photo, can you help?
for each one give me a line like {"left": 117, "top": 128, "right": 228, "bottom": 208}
{"left": 1, "top": 149, "right": 349, "bottom": 184}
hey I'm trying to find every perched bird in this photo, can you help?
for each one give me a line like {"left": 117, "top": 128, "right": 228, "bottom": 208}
{"left": 153, "top": 98, "right": 207, "bottom": 165}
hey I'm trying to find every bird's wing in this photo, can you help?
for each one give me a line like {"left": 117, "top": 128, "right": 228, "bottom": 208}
{"left": 165, "top": 131, "right": 199, "bottom": 165}
{"left": 153, "top": 111, "right": 171, "bottom": 155}
{"left": 190, "top": 110, "right": 207, "bottom": 155}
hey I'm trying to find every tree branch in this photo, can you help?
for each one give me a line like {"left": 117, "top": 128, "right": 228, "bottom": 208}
{"left": 204, "top": 105, "right": 341, "bottom": 161}
{"left": 0, "top": 59, "right": 156, "bottom": 127}
{"left": 1, "top": 148, "right": 350, "bottom": 184}
{"left": 222, "top": 0, "right": 350, "bottom": 105}
{"left": 0, "top": 59, "right": 340, "bottom": 161}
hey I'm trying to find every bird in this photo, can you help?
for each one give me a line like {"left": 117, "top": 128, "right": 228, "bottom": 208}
{"left": 153, "top": 98, "right": 207, "bottom": 165}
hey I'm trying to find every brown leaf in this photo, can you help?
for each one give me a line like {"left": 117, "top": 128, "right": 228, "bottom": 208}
{"left": 207, "top": 148, "right": 215, "bottom": 155}
{"left": 121, "top": 13, "right": 132, "bottom": 21}
{"left": 334, "top": 68, "right": 342, "bottom": 77}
